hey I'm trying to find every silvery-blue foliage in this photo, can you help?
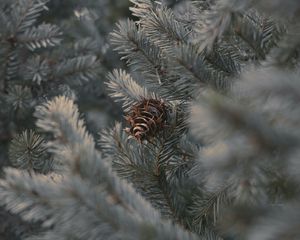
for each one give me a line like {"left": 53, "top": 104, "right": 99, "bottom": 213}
{"left": 1, "top": 0, "right": 300, "bottom": 239}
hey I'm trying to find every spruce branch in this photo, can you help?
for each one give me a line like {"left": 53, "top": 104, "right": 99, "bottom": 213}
{"left": 99, "top": 123, "right": 176, "bottom": 218}
{"left": 34, "top": 96, "right": 94, "bottom": 151}
{"left": 141, "top": 6, "right": 189, "bottom": 56}
{"left": 11, "top": 0, "right": 50, "bottom": 34}
{"left": 132, "top": 4, "right": 238, "bottom": 93}
{"left": 34, "top": 95, "right": 163, "bottom": 216}
{"left": 106, "top": 69, "right": 157, "bottom": 111}
{"left": 53, "top": 55, "right": 100, "bottom": 85}
{"left": 1, "top": 49, "right": 19, "bottom": 89}
{"left": 194, "top": 1, "right": 282, "bottom": 60}
{"left": 5, "top": 85, "right": 32, "bottom": 113}
{"left": 33, "top": 96, "right": 201, "bottom": 240}
{"left": 18, "top": 23, "right": 62, "bottom": 51}
{"left": 110, "top": 19, "right": 165, "bottom": 84}
{"left": 190, "top": 185, "right": 230, "bottom": 232}
{"left": 129, "top": 0, "right": 158, "bottom": 19}
{"left": 233, "top": 11, "right": 282, "bottom": 60}
{"left": 9, "top": 130, "right": 53, "bottom": 174}
{"left": 23, "top": 55, "right": 50, "bottom": 85}
{"left": 73, "top": 37, "right": 103, "bottom": 57}
{"left": 172, "top": 43, "right": 231, "bottom": 91}
{"left": 0, "top": 168, "right": 58, "bottom": 223}
{"left": 99, "top": 104, "right": 196, "bottom": 225}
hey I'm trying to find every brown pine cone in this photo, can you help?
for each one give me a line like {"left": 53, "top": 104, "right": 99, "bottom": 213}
{"left": 124, "top": 98, "right": 168, "bottom": 142}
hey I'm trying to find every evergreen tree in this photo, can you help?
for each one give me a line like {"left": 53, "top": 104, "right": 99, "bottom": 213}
{"left": 1, "top": 0, "right": 300, "bottom": 240}
{"left": 0, "top": 0, "right": 127, "bottom": 170}
{"left": 0, "top": 0, "right": 128, "bottom": 238}
{"left": 0, "top": 0, "right": 89, "bottom": 167}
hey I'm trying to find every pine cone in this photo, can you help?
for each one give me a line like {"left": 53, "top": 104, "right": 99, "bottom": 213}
{"left": 124, "top": 99, "right": 168, "bottom": 142}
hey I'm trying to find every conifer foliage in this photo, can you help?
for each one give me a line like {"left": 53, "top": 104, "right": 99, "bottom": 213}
{"left": 1, "top": 0, "right": 300, "bottom": 240}
{"left": 0, "top": 0, "right": 110, "bottom": 165}
{"left": 0, "top": 0, "right": 126, "bottom": 238}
